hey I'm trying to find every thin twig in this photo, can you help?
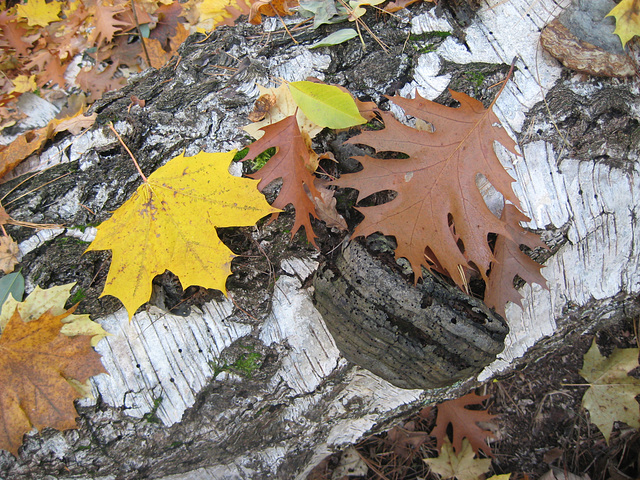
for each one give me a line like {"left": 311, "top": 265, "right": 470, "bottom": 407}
{"left": 131, "top": 0, "right": 152, "bottom": 68}
{"left": 108, "top": 123, "right": 148, "bottom": 182}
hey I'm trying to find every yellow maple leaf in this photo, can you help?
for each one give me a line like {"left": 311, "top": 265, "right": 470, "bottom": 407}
{"left": 86, "top": 150, "right": 280, "bottom": 319}
{"left": 424, "top": 438, "right": 492, "bottom": 480}
{"left": 10, "top": 74, "right": 37, "bottom": 94}
{"left": 579, "top": 338, "right": 640, "bottom": 443}
{"left": 607, "top": 0, "right": 640, "bottom": 48}
{"left": 16, "top": 0, "right": 62, "bottom": 27}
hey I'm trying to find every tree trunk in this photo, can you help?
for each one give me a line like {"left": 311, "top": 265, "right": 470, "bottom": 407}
{"left": 1, "top": 0, "right": 638, "bottom": 478}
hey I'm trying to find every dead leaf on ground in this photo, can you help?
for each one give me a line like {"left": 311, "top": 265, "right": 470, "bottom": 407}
{"left": 431, "top": 392, "right": 497, "bottom": 457}
{"left": 0, "top": 306, "right": 106, "bottom": 456}
{"left": 424, "top": 438, "right": 491, "bottom": 480}
{"left": 579, "top": 338, "right": 640, "bottom": 443}
{"left": 86, "top": 149, "right": 280, "bottom": 319}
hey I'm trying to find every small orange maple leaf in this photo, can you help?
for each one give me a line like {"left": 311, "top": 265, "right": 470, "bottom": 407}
{"left": 431, "top": 392, "right": 497, "bottom": 457}
{"left": 0, "top": 306, "right": 106, "bottom": 456}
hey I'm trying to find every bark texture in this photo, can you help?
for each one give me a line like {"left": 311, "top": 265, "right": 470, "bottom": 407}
{"left": 0, "top": 0, "right": 638, "bottom": 478}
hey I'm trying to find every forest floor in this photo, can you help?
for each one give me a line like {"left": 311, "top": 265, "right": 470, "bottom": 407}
{"left": 309, "top": 317, "right": 640, "bottom": 480}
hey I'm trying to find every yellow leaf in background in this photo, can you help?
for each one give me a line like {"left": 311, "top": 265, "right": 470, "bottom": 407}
{"left": 348, "top": 0, "right": 385, "bottom": 20}
{"left": 16, "top": 0, "right": 62, "bottom": 27}
{"left": 579, "top": 338, "right": 640, "bottom": 443}
{"left": 607, "top": 0, "right": 640, "bottom": 47}
{"left": 10, "top": 75, "right": 37, "bottom": 94}
{"left": 0, "top": 283, "right": 109, "bottom": 347}
{"left": 243, "top": 83, "right": 324, "bottom": 141}
{"left": 424, "top": 438, "right": 491, "bottom": 480}
{"left": 86, "top": 150, "right": 280, "bottom": 319}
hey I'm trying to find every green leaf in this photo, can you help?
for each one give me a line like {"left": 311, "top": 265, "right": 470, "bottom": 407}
{"left": 310, "top": 28, "right": 358, "bottom": 48}
{"left": 0, "top": 272, "right": 24, "bottom": 315}
{"left": 288, "top": 81, "right": 366, "bottom": 129}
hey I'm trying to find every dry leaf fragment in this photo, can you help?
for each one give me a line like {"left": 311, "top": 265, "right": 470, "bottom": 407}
{"left": 248, "top": 0, "right": 299, "bottom": 24}
{"left": 248, "top": 93, "right": 277, "bottom": 122}
{"left": 424, "top": 438, "right": 491, "bottom": 480}
{"left": 0, "top": 236, "right": 19, "bottom": 274}
{"left": 579, "top": 338, "right": 640, "bottom": 443}
{"left": 607, "top": 0, "right": 640, "bottom": 48}
{"left": 0, "top": 306, "right": 106, "bottom": 456}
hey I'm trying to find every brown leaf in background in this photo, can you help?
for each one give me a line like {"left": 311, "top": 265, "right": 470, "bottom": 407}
{"left": 0, "top": 236, "right": 19, "bottom": 274}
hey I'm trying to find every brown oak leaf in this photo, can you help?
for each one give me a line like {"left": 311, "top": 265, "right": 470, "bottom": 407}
{"left": 0, "top": 307, "right": 106, "bottom": 455}
{"left": 431, "top": 392, "right": 497, "bottom": 457}
{"left": 334, "top": 90, "right": 522, "bottom": 289}
{"left": 484, "top": 204, "right": 548, "bottom": 319}
{"left": 245, "top": 114, "right": 321, "bottom": 246}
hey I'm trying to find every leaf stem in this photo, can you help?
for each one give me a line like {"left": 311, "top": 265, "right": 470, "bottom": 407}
{"left": 489, "top": 56, "right": 518, "bottom": 109}
{"left": 108, "top": 123, "right": 148, "bottom": 183}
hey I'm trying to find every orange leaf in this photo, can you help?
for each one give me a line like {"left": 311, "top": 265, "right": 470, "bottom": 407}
{"left": 334, "top": 90, "right": 522, "bottom": 289}
{"left": 245, "top": 115, "right": 321, "bottom": 246}
{"left": 431, "top": 392, "right": 497, "bottom": 457}
{"left": 0, "top": 307, "right": 106, "bottom": 455}
{"left": 248, "top": 0, "right": 299, "bottom": 24}
{"left": 484, "top": 204, "right": 548, "bottom": 319}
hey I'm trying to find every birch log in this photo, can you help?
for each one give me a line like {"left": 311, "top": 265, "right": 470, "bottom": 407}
{"left": 0, "top": 0, "right": 638, "bottom": 478}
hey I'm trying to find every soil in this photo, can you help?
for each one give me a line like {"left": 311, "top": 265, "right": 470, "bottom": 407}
{"left": 308, "top": 317, "right": 640, "bottom": 480}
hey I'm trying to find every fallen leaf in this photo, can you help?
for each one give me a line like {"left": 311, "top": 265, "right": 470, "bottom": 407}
{"left": 248, "top": 0, "right": 299, "bottom": 25}
{"left": 484, "top": 204, "right": 547, "bottom": 319}
{"left": 86, "top": 150, "right": 279, "bottom": 318}
{"left": 288, "top": 80, "right": 366, "bottom": 129}
{"left": 311, "top": 181, "right": 347, "bottom": 231}
{"left": 244, "top": 115, "right": 321, "bottom": 246}
{"left": 248, "top": 93, "right": 277, "bottom": 122}
{"left": 10, "top": 75, "right": 37, "bottom": 94}
{"left": 607, "top": 0, "right": 640, "bottom": 48}
{"left": 0, "top": 236, "right": 19, "bottom": 274}
{"left": 334, "top": 90, "right": 526, "bottom": 291}
{"left": 87, "top": 1, "right": 131, "bottom": 48}
{"left": 0, "top": 283, "right": 109, "bottom": 347}
{"left": 424, "top": 438, "right": 492, "bottom": 480}
{"left": 0, "top": 306, "right": 106, "bottom": 456}
{"left": 384, "top": 0, "right": 429, "bottom": 13}
{"left": 0, "top": 272, "right": 24, "bottom": 315}
{"left": 348, "top": 0, "right": 385, "bottom": 20}
{"left": 310, "top": 28, "right": 358, "bottom": 49}
{"left": 15, "top": 0, "right": 62, "bottom": 27}
{"left": 243, "top": 83, "right": 324, "bottom": 141}
{"left": 579, "top": 338, "right": 640, "bottom": 443}
{"left": 431, "top": 393, "right": 497, "bottom": 457}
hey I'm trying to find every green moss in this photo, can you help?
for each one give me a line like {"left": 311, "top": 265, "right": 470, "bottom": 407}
{"left": 210, "top": 345, "right": 263, "bottom": 380}
{"left": 69, "top": 287, "right": 86, "bottom": 304}
{"left": 143, "top": 396, "right": 163, "bottom": 423}
{"left": 248, "top": 147, "right": 276, "bottom": 171}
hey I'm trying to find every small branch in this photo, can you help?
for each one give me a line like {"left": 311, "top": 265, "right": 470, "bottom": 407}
{"left": 108, "top": 123, "right": 148, "bottom": 183}
{"left": 131, "top": 0, "right": 152, "bottom": 68}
